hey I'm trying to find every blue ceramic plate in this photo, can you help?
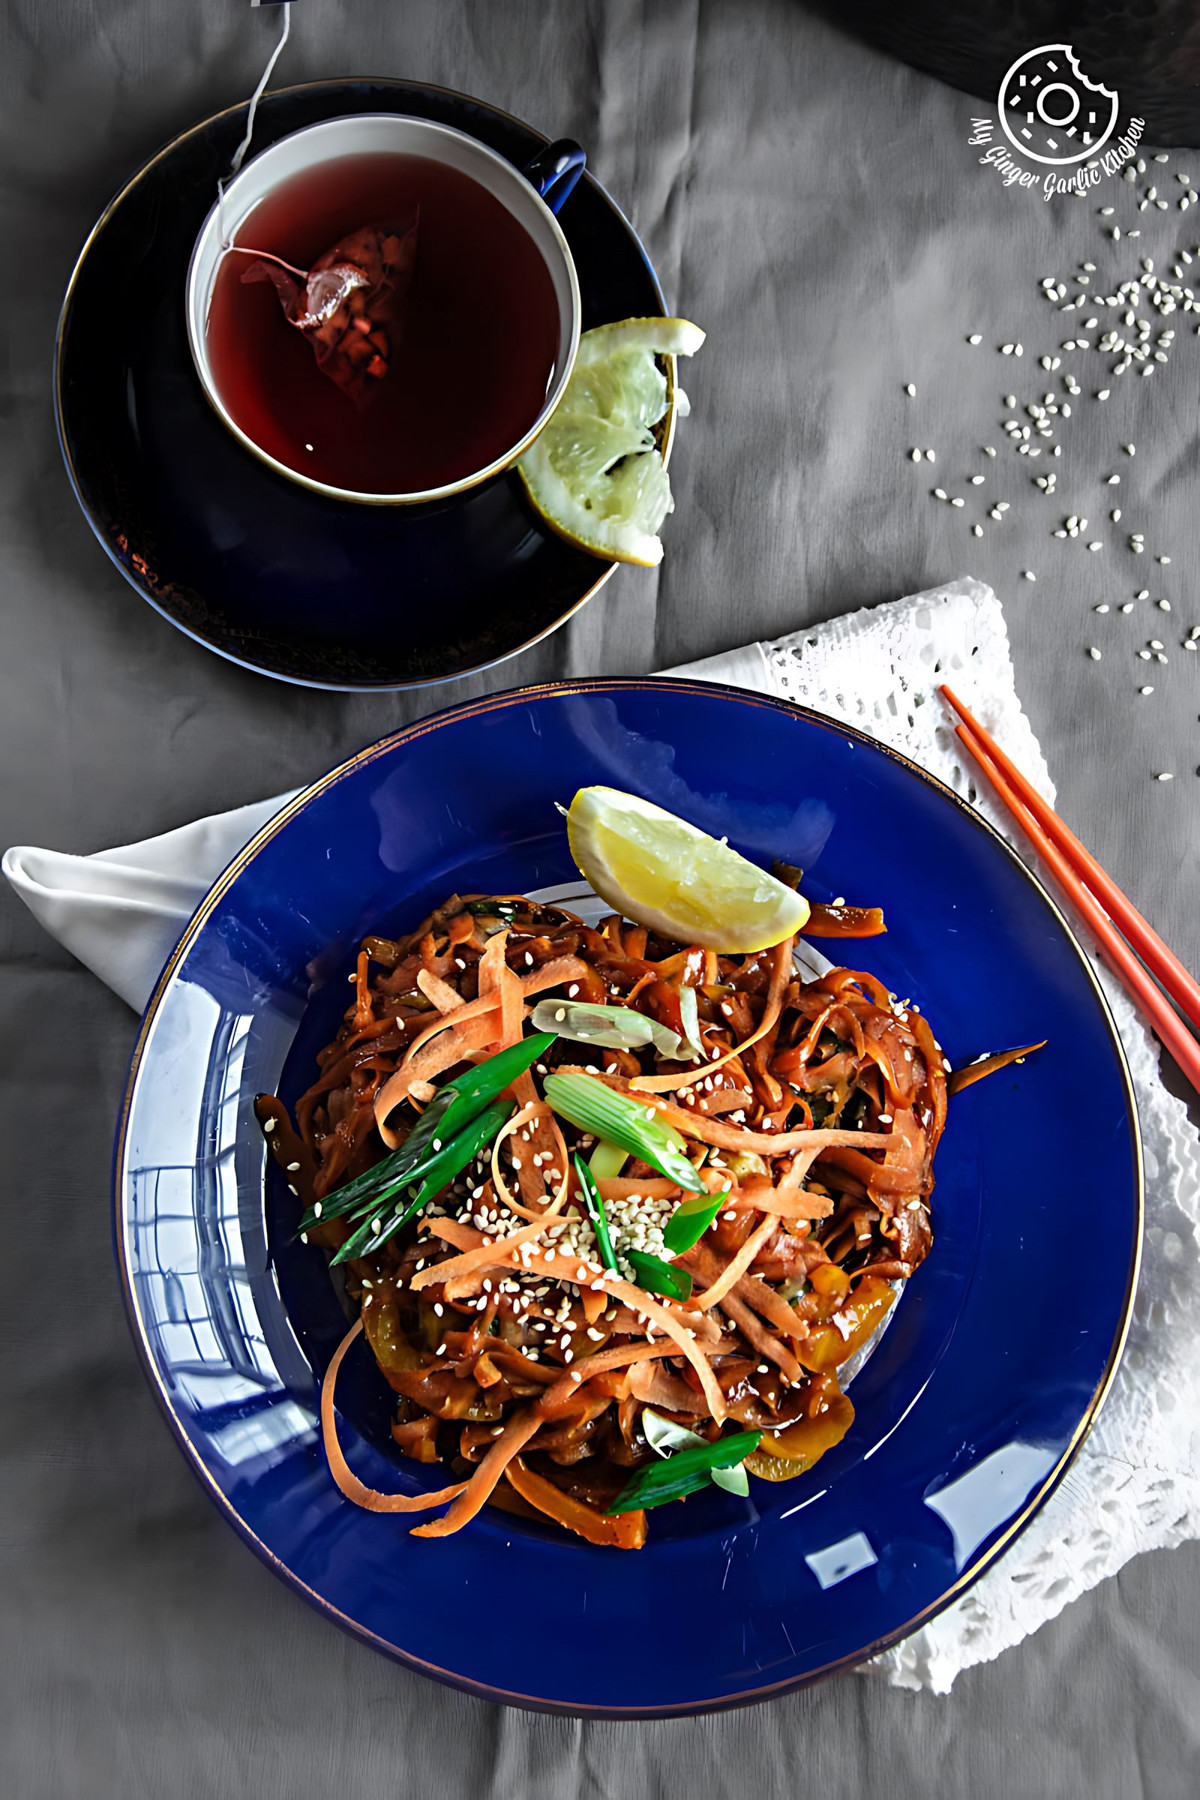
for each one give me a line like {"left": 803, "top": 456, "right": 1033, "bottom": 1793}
{"left": 114, "top": 681, "right": 1141, "bottom": 1714}
{"left": 56, "top": 81, "right": 669, "bottom": 690}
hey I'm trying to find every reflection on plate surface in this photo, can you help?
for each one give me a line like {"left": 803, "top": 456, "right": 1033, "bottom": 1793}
{"left": 115, "top": 680, "right": 1140, "bottom": 1714}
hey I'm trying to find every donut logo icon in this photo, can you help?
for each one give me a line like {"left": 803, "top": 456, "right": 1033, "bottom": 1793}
{"left": 998, "top": 44, "right": 1119, "bottom": 166}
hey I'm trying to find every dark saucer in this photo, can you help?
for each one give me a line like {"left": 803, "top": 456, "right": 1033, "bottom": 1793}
{"left": 56, "top": 79, "right": 669, "bottom": 690}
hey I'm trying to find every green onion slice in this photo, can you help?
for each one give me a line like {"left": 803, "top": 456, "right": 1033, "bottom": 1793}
{"left": 572, "top": 1153, "right": 618, "bottom": 1274}
{"left": 607, "top": 1431, "right": 763, "bottom": 1513}
{"left": 710, "top": 1463, "right": 751, "bottom": 1497}
{"left": 530, "top": 999, "right": 694, "bottom": 1060}
{"left": 329, "top": 1099, "right": 513, "bottom": 1267}
{"left": 662, "top": 1187, "right": 729, "bottom": 1255}
{"left": 542, "top": 1071, "right": 705, "bottom": 1192}
{"left": 300, "top": 1031, "right": 554, "bottom": 1236}
{"left": 588, "top": 1139, "right": 628, "bottom": 1181}
{"left": 625, "top": 1251, "right": 693, "bottom": 1302}
{"left": 641, "top": 1408, "right": 706, "bottom": 1457}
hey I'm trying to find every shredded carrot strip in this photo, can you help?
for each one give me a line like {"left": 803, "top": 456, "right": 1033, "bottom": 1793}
{"left": 947, "top": 1040, "right": 1047, "bottom": 1096}
{"left": 567, "top": 1072, "right": 893, "bottom": 1155}
{"left": 409, "top": 1408, "right": 543, "bottom": 1538}
{"left": 536, "top": 1341, "right": 677, "bottom": 1414}
{"left": 352, "top": 951, "right": 374, "bottom": 1033}
{"left": 595, "top": 1177, "right": 681, "bottom": 1201}
{"left": 320, "top": 1319, "right": 468, "bottom": 1513}
{"left": 374, "top": 956, "right": 592, "bottom": 1140}
{"left": 630, "top": 936, "right": 794, "bottom": 1093}
{"left": 717, "top": 1287, "right": 803, "bottom": 1383}
{"left": 477, "top": 931, "right": 523, "bottom": 1049}
{"left": 692, "top": 1213, "right": 777, "bottom": 1309}
{"left": 730, "top": 1186, "right": 832, "bottom": 1220}
{"left": 489, "top": 1094, "right": 572, "bottom": 1224}
{"left": 503, "top": 1457, "right": 647, "bottom": 1549}
{"left": 508, "top": 1074, "right": 567, "bottom": 1208}
{"left": 731, "top": 1272, "right": 811, "bottom": 1339}
{"left": 375, "top": 1014, "right": 505, "bottom": 1144}
{"left": 416, "top": 968, "right": 463, "bottom": 1013}
{"left": 411, "top": 1192, "right": 567, "bottom": 1293}
{"left": 510, "top": 1248, "right": 727, "bottom": 1423}
{"left": 777, "top": 1148, "right": 822, "bottom": 1192}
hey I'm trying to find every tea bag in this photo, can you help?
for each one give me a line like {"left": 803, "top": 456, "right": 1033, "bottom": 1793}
{"left": 241, "top": 215, "right": 420, "bottom": 405}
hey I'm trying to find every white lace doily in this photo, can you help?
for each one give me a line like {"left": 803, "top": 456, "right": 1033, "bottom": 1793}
{"left": 739, "top": 577, "right": 1200, "bottom": 1692}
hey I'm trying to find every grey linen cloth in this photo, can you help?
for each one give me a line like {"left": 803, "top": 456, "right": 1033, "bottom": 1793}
{"left": 1, "top": 3, "right": 1198, "bottom": 1797}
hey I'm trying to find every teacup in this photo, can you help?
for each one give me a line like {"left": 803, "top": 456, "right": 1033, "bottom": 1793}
{"left": 186, "top": 114, "right": 585, "bottom": 505}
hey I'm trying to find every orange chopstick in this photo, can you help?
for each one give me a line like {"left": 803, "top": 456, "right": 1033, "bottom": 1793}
{"left": 942, "top": 698, "right": 1200, "bottom": 1096}
{"left": 942, "top": 684, "right": 1200, "bottom": 1033}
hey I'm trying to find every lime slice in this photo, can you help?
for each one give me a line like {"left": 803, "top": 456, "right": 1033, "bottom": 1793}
{"left": 566, "top": 787, "right": 809, "bottom": 953}
{"left": 518, "top": 317, "right": 705, "bottom": 567}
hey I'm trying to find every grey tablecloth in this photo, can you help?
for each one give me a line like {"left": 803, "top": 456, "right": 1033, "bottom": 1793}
{"left": 2, "top": 3, "right": 1199, "bottom": 1795}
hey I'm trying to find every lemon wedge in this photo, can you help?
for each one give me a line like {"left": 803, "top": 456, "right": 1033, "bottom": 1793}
{"left": 518, "top": 317, "right": 705, "bottom": 567}
{"left": 566, "top": 787, "right": 809, "bottom": 952}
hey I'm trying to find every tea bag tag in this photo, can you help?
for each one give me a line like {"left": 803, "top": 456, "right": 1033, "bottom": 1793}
{"left": 228, "top": 2, "right": 294, "bottom": 178}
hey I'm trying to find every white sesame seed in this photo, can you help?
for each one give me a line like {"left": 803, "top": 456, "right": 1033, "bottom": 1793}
{"left": 1139, "top": 686, "right": 1154, "bottom": 696}
{"left": 1156, "top": 772, "right": 1174, "bottom": 781}
{"left": 968, "top": 334, "right": 982, "bottom": 345}
{"left": 1023, "top": 570, "right": 1036, "bottom": 581}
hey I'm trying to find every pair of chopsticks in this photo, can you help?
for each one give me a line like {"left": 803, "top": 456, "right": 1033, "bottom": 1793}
{"left": 941, "top": 685, "right": 1200, "bottom": 1097}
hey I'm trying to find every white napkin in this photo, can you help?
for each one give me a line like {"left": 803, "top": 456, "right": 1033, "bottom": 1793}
{"left": 6, "top": 576, "right": 1199, "bottom": 1693}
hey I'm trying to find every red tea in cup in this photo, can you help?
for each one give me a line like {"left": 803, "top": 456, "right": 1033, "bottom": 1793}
{"left": 205, "top": 151, "right": 562, "bottom": 497}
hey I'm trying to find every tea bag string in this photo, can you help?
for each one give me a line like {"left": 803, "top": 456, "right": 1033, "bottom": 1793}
{"left": 218, "top": 2, "right": 294, "bottom": 248}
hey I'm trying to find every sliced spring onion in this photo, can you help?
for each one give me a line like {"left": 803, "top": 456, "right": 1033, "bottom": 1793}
{"left": 626, "top": 1250, "right": 693, "bottom": 1302}
{"left": 676, "top": 984, "right": 704, "bottom": 1060}
{"left": 710, "top": 1463, "right": 750, "bottom": 1497}
{"left": 641, "top": 1408, "right": 706, "bottom": 1457}
{"left": 530, "top": 999, "right": 690, "bottom": 1059}
{"left": 662, "top": 1187, "right": 729, "bottom": 1255}
{"left": 588, "top": 1139, "right": 628, "bottom": 1181}
{"left": 329, "top": 1099, "right": 513, "bottom": 1267}
{"left": 572, "top": 1153, "right": 618, "bottom": 1274}
{"left": 301, "top": 1031, "right": 555, "bottom": 1236}
{"left": 296, "top": 1085, "right": 457, "bottom": 1233}
{"left": 641, "top": 1410, "right": 752, "bottom": 1498}
{"left": 542, "top": 1071, "right": 705, "bottom": 1192}
{"left": 607, "top": 1431, "right": 763, "bottom": 1513}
